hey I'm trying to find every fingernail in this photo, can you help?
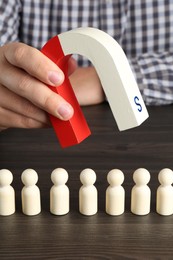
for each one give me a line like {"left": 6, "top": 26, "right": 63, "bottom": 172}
{"left": 48, "top": 71, "right": 64, "bottom": 85}
{"left": 57, "top": 104, "right": 74, "bottom": 120}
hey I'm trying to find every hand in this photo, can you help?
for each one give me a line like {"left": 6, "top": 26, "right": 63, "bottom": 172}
{"left": 70, "top": 66, "right": 105, "bottom": 106}
{"left": 0, "top": 42, "right": 76, "bottom": 131}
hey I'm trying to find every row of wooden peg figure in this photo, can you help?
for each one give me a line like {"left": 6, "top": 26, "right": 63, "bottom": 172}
{"left": 0, "top": 167, "right": 173, "bottom": 217}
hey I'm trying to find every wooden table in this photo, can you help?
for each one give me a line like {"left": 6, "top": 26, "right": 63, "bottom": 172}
{"left": 1, "top": 103, "right": 173, "bottom": 259}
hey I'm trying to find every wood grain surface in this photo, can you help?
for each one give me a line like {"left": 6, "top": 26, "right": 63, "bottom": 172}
{"left": 1, "top": 103, "right": 173, "bottom": 259}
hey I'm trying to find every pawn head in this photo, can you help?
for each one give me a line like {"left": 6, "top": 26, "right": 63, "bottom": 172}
{"left": 21, "top": 169, "right": 38, "bottom": 186}
{"left": 158, "top": 168, "right": 173, "bottom": 186}
{"left": 107, "top": 169, "right": 124, "bottom": 186}
{"left": 80, "top": 168, "right": 96, "bottom": 186}
{"left": 0, "top": 169, "right": 13, "bottom": 186}
{"left": 133, "top": 168, "right": 150, "bottom": 185}
{"left": 51, "top": 168, "right": 68, "bottom": 185}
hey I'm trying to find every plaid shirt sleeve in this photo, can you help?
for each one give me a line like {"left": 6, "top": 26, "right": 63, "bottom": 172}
{"left": 129, "top": 52, "right": 173, "bottom": 105}
{"left": 0, "top": 0, "right": 21, "bottom": 44}
{"left": 0, "top": 0, "right": 173, "bottom": 106}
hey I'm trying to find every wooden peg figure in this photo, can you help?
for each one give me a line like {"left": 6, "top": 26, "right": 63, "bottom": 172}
{"left": 106, "top": 169, "right": 125, "bottom": 216}
{"left": 79, "top": 168, "right": 98, "bottom": 216}
{"left": 50, "top": 168, "right": 69, "bottom": 215}
{"left": 0, "top": 169, "right": 15, "bottom": 216}
{"left": 156, "top": 168, "right": 173, "bottom": 216}
{"left": 131, "top": 168, "right": 151, "bottom": 215}
{"left": 21, "top": 169, "right": 41, "bottom": 216}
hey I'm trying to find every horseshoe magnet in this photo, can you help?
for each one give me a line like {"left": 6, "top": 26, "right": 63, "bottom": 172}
{"left": 41, "top": 27, "right": 148, "bottom": 148}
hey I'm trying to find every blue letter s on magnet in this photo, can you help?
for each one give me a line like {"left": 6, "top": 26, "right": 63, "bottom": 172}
{"left": 134, "top": 96, "right": 142, "bottom": 112}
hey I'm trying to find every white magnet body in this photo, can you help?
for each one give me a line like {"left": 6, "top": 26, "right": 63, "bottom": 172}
{"left": 58, "top": 27, "right": 149, "bottom": 131}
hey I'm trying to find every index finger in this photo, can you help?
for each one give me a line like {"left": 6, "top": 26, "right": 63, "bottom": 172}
{"left": 3, "top": 42, "right": 64, "bottom": 86}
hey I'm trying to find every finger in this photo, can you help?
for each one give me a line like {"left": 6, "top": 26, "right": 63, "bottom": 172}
{"left": 0, "top": 85, "right": 49, "bottom": 124}
{"left": 0, "top": 63, "right": 74, "bottom": 120}
{"left": 3, "top": 42, "right": 64, "bottom": 86}
{"left": 0, "top": 107, "right": 48, "bottom": 129}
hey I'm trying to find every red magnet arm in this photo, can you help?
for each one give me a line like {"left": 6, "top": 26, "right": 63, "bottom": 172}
{"left": 41, "top": 36, "right": 91, "bottom": 148}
